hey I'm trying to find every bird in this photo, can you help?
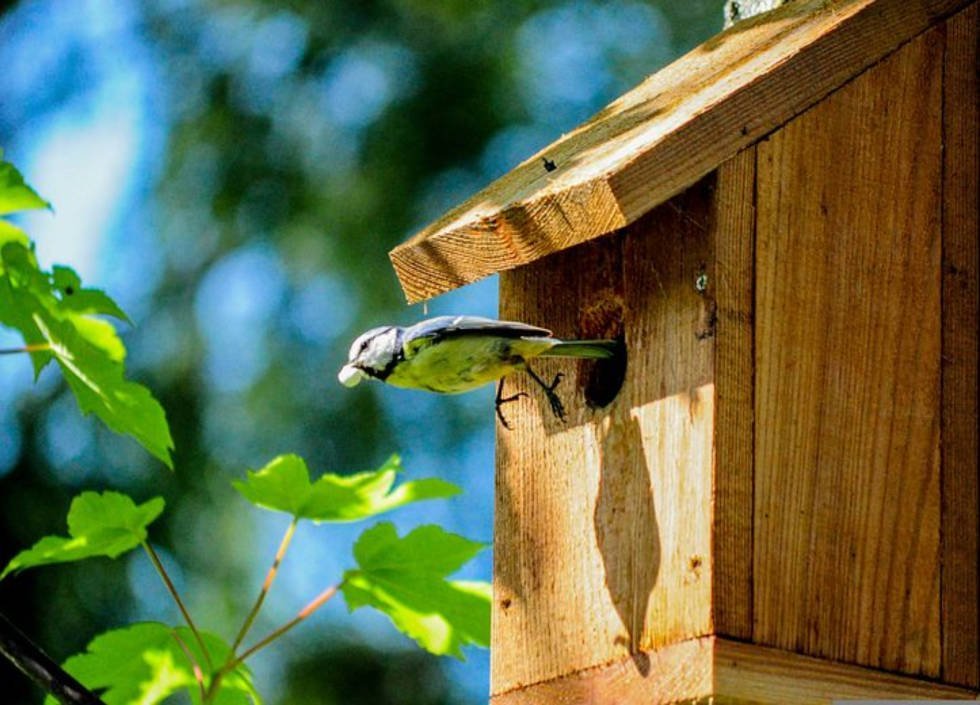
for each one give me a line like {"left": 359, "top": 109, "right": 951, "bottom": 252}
{"left": 338, "top": 315, "right": 619, "bottom": 427}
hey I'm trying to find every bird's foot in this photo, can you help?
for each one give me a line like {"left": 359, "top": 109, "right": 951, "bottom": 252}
{"left": 524, "top": 365, "right": 567, "bottom": 422}
{"left": 495, "top": 379, "right": 528, "bottom": 430}
{"left": 542, "top": 372, "right": 566, "bottom": 421}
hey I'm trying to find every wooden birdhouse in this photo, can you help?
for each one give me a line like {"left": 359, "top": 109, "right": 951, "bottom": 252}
{"left": 390, "top": 0, "right": 978, "bottom": 702}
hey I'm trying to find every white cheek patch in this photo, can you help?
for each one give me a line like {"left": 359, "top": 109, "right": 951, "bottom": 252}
{"left": 362, "top": 336, "right": 393, "bottom": 369}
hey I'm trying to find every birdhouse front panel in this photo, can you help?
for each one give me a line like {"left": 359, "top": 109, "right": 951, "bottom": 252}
{"left": 493, "top": 181, "right": 719, "bottom": 692}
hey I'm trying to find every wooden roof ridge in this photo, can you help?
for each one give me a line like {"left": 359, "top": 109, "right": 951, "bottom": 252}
{"left": 389, "top": 0, "right": 970, "bottom": 303}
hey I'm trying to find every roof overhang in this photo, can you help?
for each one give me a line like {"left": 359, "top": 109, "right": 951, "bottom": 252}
{"left": 390, "top": 0, "right": 970, "bottom": 303}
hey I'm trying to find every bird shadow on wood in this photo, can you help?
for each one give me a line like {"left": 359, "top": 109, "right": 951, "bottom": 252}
{"left": 593, "top": 412, "right": 659, "bottom": 676}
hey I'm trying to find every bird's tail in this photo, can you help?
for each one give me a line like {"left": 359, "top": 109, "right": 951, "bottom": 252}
{"left": 540, "top": 339, "right": 619, "bottom": 359}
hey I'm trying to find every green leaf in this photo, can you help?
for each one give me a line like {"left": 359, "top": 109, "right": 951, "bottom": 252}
{"left": 0, "top": 240, "right": 42, "bottom": 283}
{"left": 0, "top": 219, "right": 29, "bottom": 248}
{"left": 62, "top": 288, "right": 133, "bottom": 322}
{"left": 70, "top": 315, "right": 127, "bottom": 362}
{"left": 0, "top": 158, "right": 50, "bottom": 215}
{"left": 51, "top": 264, "right": 81, "bottom": 292}
{"left": 34, "top": 312, "right": 174, "bottom": 467}
{"left": 0, "top": 276, "right": 52, "bottom": 376}
{"left": 53, "top": 264, "right": 131, "bottom": 322}
{"left": 233, "top": 454, "right": 459, "bottom": 522}
{"left": 342, "top": 523, "right": 491, "bottom": 658}
{"left": 1, "top": 243, "right": 169, "bottom": 461}
{"left": 42, "top": 623, "right": 260, "bottom": 705}
{"left": 1, "top": 491, "right": 164, "bottom": 579}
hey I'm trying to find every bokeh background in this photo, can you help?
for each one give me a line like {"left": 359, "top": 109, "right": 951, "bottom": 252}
{"left": 0, "top": 1, "right": 721, "bottom": 701}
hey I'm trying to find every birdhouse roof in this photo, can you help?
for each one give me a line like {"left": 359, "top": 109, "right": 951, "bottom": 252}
{"left": 389, "top": 0, "right": 967, "bottom": 303}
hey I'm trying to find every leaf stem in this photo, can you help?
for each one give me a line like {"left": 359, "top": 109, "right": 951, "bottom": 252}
{"left": 169, "top": 629, "right": 206, "bottom": 704}
{"left": 239, "top": 581, "right": 343, "bottom": 671}
{"left": 142, "top": 542, "right": 213, "bottom": 671}
{"left": 231, "top": 517, "right": 298, "bottom": 653}
{"left": 205, "top": 580, "right": 343, "bottom": 701}
{"left": 0, "top": 343, "right": 50, "bottom": 355}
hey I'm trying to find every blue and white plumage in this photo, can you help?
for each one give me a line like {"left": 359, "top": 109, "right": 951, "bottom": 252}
{"left": 338, "top": 315, "right": 617, "bottom": 426}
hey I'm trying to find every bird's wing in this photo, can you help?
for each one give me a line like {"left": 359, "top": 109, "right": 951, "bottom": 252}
{"left": 402, "top": 315, "right": 552, "bottom": 357}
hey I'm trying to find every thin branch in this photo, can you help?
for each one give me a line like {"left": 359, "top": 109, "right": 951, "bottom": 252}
{"left": 0, "top": 611, "right": 105, "bottom": 705}
{"left": 231, "top": 518, "right": 297, "bottom": 653}
{"left": 234, "top": 582, "right": 340, "bottom": 666}
{"left": 169, "top": 629, "right": 206, "bottom": 704}
{"left": 142, "top": 542, "right": 213, "bottom": 671}
{"left": 0, "top": 343, "right": 50, "bottom": 355}
{"left": 205, "top": 582, "right": 341, "bottom": 702}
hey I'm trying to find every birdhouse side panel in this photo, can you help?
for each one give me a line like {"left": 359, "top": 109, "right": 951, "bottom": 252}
{"left": 752, "top": 26, "right": 944, "bottom": 678}
{"left": 940, "top": 1, "right": 980, "bottom": 688}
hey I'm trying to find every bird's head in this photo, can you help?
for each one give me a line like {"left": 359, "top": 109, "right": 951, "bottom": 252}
{"left": 338, "top": 325, "right": 401, "bottom": 387}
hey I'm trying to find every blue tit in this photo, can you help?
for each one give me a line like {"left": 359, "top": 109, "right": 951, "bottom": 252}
{"left": 338, "top": 315, "right": 618, "bottom": 427}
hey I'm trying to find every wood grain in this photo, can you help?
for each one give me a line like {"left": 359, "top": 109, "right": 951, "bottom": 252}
{"left": 492, "top": 637, "right": 715, "bottom": 705}
{"left": 626, "top": 185, "right": 715, "bottom": 660}
{"left": 494, "top": 181, "right": 716, "bottom": 694}
{"left": 753, "top": 29, "right": 944, "bottom": 677}
{"left": 494, "top": 235, "right": 630, "bottom": 694}
{"left": 710, "top": 148, "right": 757, "bottom": 640}
{"left": 713, "top": 638, "right": 977, "bottom": 703}
{"left": 490, "top": 637, "right": 978, "bottom": 705}
{"left": 940, "top": 1, "right": 979, "bottom": 688}
{"left": 390, "top": 0, "right": 973, "bottom": 302}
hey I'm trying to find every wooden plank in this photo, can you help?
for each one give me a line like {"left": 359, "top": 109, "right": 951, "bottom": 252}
{"left": 494, "top": 233, "right": 638, "bottom": 694}
{"left": 710, "top": 147, "right": 756, "bottom": 640}
{"left": 493, "top": 181, "right": 716, "bottom": 694}
{"left": 623, "top": 182, "right": 716, "bottom": 664}
{"left": 390, "top": 0, "right": 972, "bottom": 302}
{"left": 940, "top": 1, "right": 980, "bottom": 689}
{"left": 490, "top": 230, "right": 632, "bottom": 689}
{"left": 490, "top": 637, "right": 978, "bottom": 704}
{"left": 753, "top": 29, "right": 944, "bottom": 677}
{"left": 713, "top": 639, "right": 977, "bottom": 703}
{"left": 491, "top": 637, "right": 714, "bottom": 705}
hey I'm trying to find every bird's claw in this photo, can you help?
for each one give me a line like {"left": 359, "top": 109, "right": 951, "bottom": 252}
{"left": 546, "top": 372, "right": 564, "bottom": 392}
{"left": 495, "top": 380, "right": 528, "bottom": 430}
{"left": 522, "top": 366, "right": 568, "bottom": 423}
{"left": 543, "top": 375, "right": 566, "bottom": 422}
{"left": 501, "top": 368, "right": 568, "bottom": 426}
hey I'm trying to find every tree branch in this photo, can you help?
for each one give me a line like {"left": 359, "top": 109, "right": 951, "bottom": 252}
{"left": 0, "top": 611, "right": 105, "bottom": 705}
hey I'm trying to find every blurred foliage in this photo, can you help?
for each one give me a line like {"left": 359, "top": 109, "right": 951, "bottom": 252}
{"left": 0, "top": 0, "right": 722, "bottom": 702}
{"left": 280, "top": 641, "right": 460, "bottom": 705}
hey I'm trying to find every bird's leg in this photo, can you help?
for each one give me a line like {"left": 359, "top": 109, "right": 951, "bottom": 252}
{"left": 494, "top": 377, "right": 527, "bottom": 429}
{"left": 523, "top": 365, "right": 566, "bottom": 422}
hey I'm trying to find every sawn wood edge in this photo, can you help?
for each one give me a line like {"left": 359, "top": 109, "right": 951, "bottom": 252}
{"left": 490, "top": 636, "right": 979, "bottom": 704}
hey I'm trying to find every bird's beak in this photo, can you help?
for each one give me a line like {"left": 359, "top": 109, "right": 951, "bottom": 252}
{"left": 338, "top": 364, "right": 366, "bottom": 387}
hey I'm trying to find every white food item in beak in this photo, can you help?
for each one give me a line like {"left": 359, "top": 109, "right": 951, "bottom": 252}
{"left": 338, "top": 364, "right": 366, "bottom": 387}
